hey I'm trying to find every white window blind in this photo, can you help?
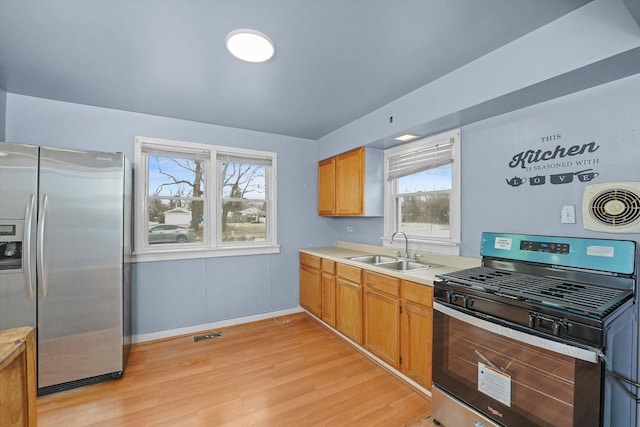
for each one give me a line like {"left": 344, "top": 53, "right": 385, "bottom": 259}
{"left": 142, "top": 144, "right": 210, "bottom": 161}
{"left": 217, "top": 153, "right": 272, "bottom": 166}
{"left": 387, "top": 138, "right": 453, "bottom": 180}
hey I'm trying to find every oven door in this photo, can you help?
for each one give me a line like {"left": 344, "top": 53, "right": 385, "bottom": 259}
{"left": 432, "top": 301, "right": 602, "bottom": 427}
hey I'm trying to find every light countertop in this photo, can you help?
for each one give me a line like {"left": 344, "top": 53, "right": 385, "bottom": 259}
{"left": 300, "top": 241, "right": 480, "bottom": 286}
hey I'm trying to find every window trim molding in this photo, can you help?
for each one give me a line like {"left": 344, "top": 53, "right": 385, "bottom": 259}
{"left": 383, "top": 128, "right": 461, "bottom": 255}
{"left": 133, "top": 136, "right": 279, "bottom": 262}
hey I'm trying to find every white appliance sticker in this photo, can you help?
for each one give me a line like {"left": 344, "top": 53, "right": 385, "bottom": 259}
{"left": 586, "top": 245, "right": 615, "bottom": 258}
{"left": 478, "top": 362, "right": 511, "bottom": 407}
{"left": 494, "top": 237, "right": 512, "bottom": 251}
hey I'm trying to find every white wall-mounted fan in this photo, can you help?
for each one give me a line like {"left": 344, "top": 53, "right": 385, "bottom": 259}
{"left": 582, "top": 182, "right": 640, "bottom": 233}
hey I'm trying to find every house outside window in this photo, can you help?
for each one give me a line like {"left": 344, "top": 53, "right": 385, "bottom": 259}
{"left": 384, "top": 129, "right": 460, "bottom": 255}
{"left": 134, "top": 136, "right": 279, "bottom": 261}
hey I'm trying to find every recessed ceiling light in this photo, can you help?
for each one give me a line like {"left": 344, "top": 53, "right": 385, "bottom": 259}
{"left": 226, "top": 29, "right": 275, "bottom": 63}
{"left": 395, "top": 134, "right": 419, "bottom": 142}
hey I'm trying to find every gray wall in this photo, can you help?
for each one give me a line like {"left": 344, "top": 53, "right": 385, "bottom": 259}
{"left": 4, "top": 94, "right": 337, "bottom": 335}
{"left": 3, "top": 0, "right": 640, "bottom": 338}
{"left": 313, "top": 0, "right": 640, "bottom": 257}
{"left": 460, "top": 73, "right": 640, "bottom": 256}
{"left": 323, "top": 74, "right": 640, "bottom": 257}
{"left": 316, "top": 0, "right": 640, "bottom": 160}
{"left": 0, "top": 88, "right": 6, "bottom": 141}
{"left": 6, "top": 72, "right": 639, "bottom": 336}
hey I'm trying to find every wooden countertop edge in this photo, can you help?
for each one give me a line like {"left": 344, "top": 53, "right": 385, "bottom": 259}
{"left": 0, "top": 326, "right": 34, "bottom": 345}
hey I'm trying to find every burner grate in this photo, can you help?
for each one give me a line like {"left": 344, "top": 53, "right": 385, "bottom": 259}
{"left": 437, "top": 266, "right": 630, "bottom": 317}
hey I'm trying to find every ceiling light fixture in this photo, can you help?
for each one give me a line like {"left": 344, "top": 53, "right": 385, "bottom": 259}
{"left": 395, "top": 134, "right": 419, "bottom": 142}
{"left": 226, "top": 29, "right": 275, "bottom": 63}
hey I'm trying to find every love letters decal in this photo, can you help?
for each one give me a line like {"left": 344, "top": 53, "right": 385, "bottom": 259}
{"left": 505, "top": 134, "right": 600, "bottom": 188}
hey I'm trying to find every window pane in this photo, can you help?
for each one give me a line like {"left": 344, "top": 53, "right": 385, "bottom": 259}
{"left": 147, "top": 198, "right": 204, "bottom": 245}
{"left": 221, "top": 201, "right": 267, "bottom": 242}
{"left": 397, "top": 193, "right": 450, "bottom": 238}
{"left": 395, "top": 163, "right": 452, "bottom": 238}
{"left": 221, "top": 160, "right": 266, "bottom": 200}
{"left": 397, "top": 163, "right": 451, "bottom": 193}
{"left": 148, "top": 155, "right": 205, "bottom": 197}
{"left": 137, "top": 136, "right": 278, "bottom": 256}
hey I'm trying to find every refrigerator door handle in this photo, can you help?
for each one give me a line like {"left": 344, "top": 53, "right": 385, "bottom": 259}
{"left": 37, "top": 194, "right": 48, "bottom": 298}
{"left": 23, "top": 193, "right": 35, "bottom": 300}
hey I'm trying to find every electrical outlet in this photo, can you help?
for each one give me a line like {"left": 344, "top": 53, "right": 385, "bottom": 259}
{"left": 561, "top": 205, "right": 576, "bottom": 224}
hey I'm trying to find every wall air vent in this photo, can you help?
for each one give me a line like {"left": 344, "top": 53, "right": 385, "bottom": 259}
{"left": 582, "top": 182, "right": 640, "bottom": 233}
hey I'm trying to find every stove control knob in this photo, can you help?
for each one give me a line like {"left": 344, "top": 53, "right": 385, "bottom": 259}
{"left": 446, "top": 291, "right": 457, "bottom": 304}
{"left": 464, "top": 295, "right": 474, "bottom": 309}
{"left": 528, "top": 313, "right": 538, "bottom": 328}
{"left": 552, "top": 320, "right": 567, "bottom": 336}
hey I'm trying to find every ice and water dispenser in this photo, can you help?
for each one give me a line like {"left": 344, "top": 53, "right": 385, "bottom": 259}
{"left": 0, "top": 220, "right": 23, "bottom": 271}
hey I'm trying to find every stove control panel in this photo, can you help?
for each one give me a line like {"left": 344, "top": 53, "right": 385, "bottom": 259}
{"left": 520, "top": 240, "right": 570, "bottom": 254}
{"left": 480, "top": 232, "right": 636, "bottom": 275}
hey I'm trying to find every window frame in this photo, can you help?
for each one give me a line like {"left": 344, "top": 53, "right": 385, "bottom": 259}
{"left": 134, "top": 136, "right": 279, "bottom": 262}
{"left": 383, "top": 129, "right": 461, "bottom": 255}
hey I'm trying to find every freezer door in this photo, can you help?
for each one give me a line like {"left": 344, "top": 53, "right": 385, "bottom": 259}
{"left": 37, "top": 146, "right": 125, "bottom": 388}
{"left": 0, "top": 142, "right": 37, "bottom": 330}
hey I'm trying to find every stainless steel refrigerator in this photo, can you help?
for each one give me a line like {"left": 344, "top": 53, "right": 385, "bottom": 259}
{"left": 0, "top": 142, "right": 132, "bottom": 394}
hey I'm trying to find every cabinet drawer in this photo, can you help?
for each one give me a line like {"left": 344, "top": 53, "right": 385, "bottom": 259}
{"left": 299, "top": 253, "right": 321, "bottom": 269}
{"left": 321, "top": 259, "right": 336, "bottom": 274}
{"left": 336, "top": 263, "right": 361, "bottom": 283}
{"left": 401, "top": 280, "right": 433, "bottom": 308}
{"left": 364, "top": 271, "right": 399, "bottom": 297}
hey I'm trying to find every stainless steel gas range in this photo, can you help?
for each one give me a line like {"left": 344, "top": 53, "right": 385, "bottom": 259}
{"left": 432, "top": 232, "right": 638, "bottom": 427}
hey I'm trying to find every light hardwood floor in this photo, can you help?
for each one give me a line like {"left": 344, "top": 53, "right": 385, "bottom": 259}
{"left": 37, "top": 313, "right": 431, "bottom": 426}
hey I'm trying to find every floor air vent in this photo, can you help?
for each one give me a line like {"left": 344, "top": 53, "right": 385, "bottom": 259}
{"left": 193, "top": 332, "right": 223, "bottom": 342}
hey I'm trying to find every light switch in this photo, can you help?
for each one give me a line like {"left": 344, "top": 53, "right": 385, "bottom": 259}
{"left": 561, "top": 205, "right": 575, "bottom": 224}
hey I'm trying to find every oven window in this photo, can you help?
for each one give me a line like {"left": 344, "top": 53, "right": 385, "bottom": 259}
{"left": 433, "top": 310, "right": 601, "bottom": 427}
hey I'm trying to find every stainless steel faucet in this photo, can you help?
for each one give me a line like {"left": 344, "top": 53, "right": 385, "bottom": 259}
{"left": 391, "top": 231, "right": 409, "bottom": 259}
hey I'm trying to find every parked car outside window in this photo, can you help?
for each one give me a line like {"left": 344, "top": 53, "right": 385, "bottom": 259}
{"left": 135, "top": 136, "right": 279, "bottom": 261}
{"left": 148, "top": 225, "right": 195, "bottom": 244}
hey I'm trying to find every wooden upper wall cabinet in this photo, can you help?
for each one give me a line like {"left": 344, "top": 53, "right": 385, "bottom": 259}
{"left": 318, "top": 147, "right": 383, "bottom": 217}
{"left": 318, "top": 157, "right": 336, "bottom": 215}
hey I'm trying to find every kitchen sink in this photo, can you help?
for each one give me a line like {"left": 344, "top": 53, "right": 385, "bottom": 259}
{"left": 347, "top": 255, "right": 441, "bottom": 271}
{"left": 376, "top": 260, "right": 441, "bottom": 272}
{"left": 348, "top": 255, "right": 397, "bottom": 264}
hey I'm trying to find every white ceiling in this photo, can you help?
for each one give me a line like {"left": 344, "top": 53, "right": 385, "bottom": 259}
{"left": 0, "top": 0, "right": 592, "bottom": 140}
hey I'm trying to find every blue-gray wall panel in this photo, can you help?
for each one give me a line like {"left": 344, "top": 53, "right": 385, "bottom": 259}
{"left": 5, "top": 65, "right": 640, "bottom": 337}
{"left": 0, "top": 88, "right": 6, "bottom": 141}
{"left": 5, "top": 94, "right": 328, "bottom": 335}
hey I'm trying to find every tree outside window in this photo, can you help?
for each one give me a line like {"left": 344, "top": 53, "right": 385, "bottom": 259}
{"left": 219, "top": 155, "right": 269, "bottom": 243}
{"left": 135, "top": 136, "right": 278, "bottom": 259}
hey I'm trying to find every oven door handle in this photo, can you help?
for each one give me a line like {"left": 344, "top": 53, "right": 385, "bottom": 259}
{"left": 433, "top": 301, "right": 600, "bottom": 363}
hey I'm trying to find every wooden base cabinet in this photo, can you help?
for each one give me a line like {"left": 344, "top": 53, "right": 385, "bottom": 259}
{"left": 400, "top": 280, "right": 434, "bottom": 390}
{"left": 0, "top": 326, "right": 37, "bottom": 427}
{"left": 336, "top": 263, "right": 363, "bottom": 344}
{"left": 321, "top": 259, "right": 337, "bottom": 327}
{"left": 299, "top": 253, "right": 322, "bottom": 318}
{"left": 299, "top": 252, "right": 434, "bottom": 393}
{"left": 363, "top": 271, "right": 400, "bottom": 368}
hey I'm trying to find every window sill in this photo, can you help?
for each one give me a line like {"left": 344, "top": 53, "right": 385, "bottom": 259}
{"left": 132, "top": 244, "right": 281, "bottom": 263}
